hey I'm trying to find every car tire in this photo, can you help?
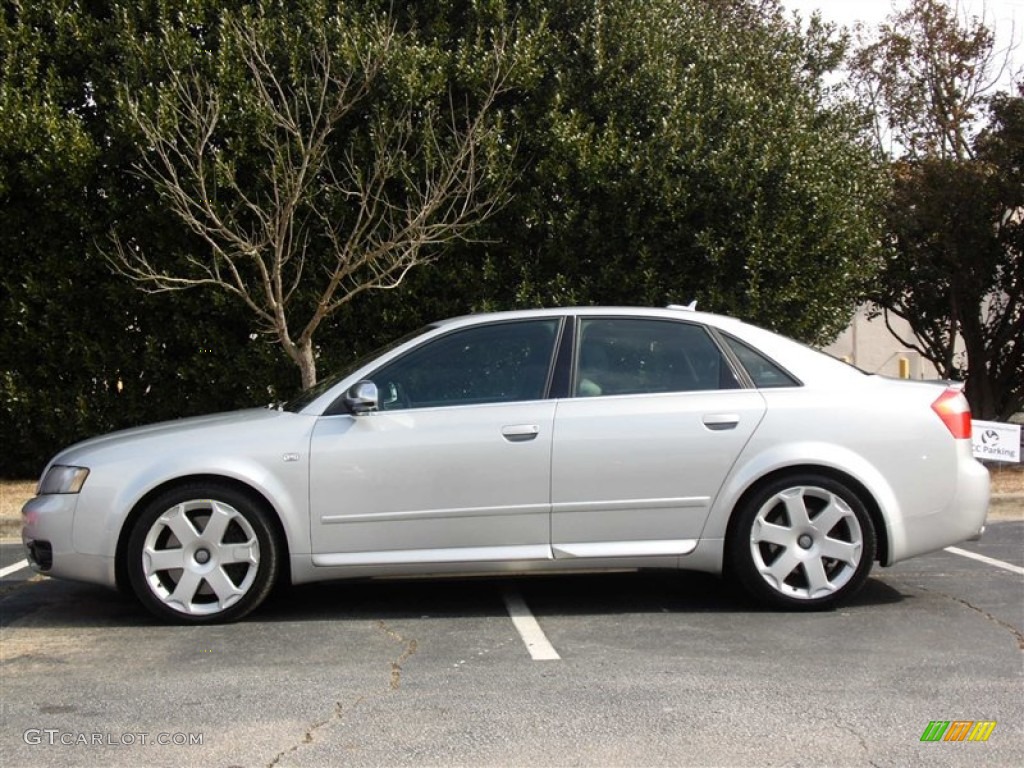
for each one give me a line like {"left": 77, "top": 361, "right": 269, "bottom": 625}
{"left": 728, "top": 474, "right": 876, "bottom": 610}
{"left": 126, "top": 483, "right": 280, "bottom": 624}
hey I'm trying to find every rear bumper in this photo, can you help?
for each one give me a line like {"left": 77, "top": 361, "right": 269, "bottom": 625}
{"left": 887, "top": 454, "right": 990, "bottom": 564}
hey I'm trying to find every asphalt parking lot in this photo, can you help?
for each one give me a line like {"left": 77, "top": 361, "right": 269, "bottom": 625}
{"left": 1, "top": 520, "right": 1021, "bottom": 768}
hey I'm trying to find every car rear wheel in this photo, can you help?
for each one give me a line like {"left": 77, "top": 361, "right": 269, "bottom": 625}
{"left": 728, "top": 474, "right": 876, "bottom": 610}
{"left": 126, "top": 484, "right": 279, "bottom": 623}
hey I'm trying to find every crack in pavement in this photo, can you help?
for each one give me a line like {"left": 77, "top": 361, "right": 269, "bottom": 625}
{"left": 265, "top": 620, "right": 418, "bottom": 767}
{"left": 377, "top": 618, "right": 419, "bottom": 690}
{"left": 266, "top": 697, "right": 364, "bottom": 768}
{"left": 834, "top": 722, "right": 884, "bottom": 768}
{"left": 917, "top": 584, "right": 1024, "bottom": 650}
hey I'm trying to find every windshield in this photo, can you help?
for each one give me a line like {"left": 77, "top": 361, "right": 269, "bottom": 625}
{"left": 283, "top": 325, "right": 434, "bottom": 412}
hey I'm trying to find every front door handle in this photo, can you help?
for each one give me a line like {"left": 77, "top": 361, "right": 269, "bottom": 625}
{"left": 501, "top": 424, "right": 540, "bottom": 442}
{"left": 702, "top": 414, "right": 740, "bottom": 431}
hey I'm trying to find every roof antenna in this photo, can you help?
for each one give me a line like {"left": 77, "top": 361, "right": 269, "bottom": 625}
{"left": 667, "top": 300, "right": 697, "bottom": 311}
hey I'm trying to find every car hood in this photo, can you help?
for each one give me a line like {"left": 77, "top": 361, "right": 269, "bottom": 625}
{"left": 50, "top": 408, "right": 301, "bottom": 467}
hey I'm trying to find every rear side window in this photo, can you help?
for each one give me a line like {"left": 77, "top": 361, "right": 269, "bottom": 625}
{"left": 575, "top": 318, "right": 741, "bottom": 396}
{"left": 721, "top": 334, "right": 800, "bottom": 388}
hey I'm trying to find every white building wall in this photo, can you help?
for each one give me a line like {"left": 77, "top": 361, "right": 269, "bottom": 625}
{"left": 822, "top": 306, "right": 942, "bottom": 379}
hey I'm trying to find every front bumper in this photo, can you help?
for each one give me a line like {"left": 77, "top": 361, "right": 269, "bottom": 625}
{"left": 21, "top": 494, "right": 117, "bottom": 587}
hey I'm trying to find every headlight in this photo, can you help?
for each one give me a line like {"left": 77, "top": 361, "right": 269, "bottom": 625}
{"left": 38, "top": 465, "right": 90, "bottom": 495}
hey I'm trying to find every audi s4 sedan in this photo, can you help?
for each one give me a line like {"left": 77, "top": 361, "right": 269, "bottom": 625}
{"left": 22, "top": 306, "right": 990, "bottom": 623}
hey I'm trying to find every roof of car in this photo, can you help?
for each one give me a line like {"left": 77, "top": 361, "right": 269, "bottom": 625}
{"left": 434, "top": 305, "right": 746, "bottom": 329}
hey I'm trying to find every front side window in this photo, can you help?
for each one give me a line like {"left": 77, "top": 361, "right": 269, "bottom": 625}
{"left": 575, "top": 318, "right": 740, "bottom": 397}
{"left": 370, "top": 319, "right": 560, "bottom": 410}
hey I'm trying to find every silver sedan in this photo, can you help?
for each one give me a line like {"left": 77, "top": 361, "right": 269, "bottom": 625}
{"left": 22, "top": 307, "right": 990, "bottom": 623}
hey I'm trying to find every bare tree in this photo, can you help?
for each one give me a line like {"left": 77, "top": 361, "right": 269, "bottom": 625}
{"left": 850, "top": 0, "right": 1015, "bottom": 159}
{"left": 850, "top": 1, "right": 1023, "bottom": 418}
{"left": 110, "top": 14, "right": 516, "bottom": 389}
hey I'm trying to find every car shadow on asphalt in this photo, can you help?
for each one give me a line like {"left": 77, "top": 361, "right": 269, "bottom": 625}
{"left": 258, "top": 570, "right": 905, "bottom": 623}
{"left": 0, "top": 569, "right": 905, "bottom": 629}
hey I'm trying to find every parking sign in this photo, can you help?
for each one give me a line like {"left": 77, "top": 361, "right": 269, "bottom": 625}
{"left": 971, "top": 420, "right": 1022, "bottom": 463}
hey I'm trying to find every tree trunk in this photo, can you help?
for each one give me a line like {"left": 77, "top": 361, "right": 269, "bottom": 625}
{"left": 960, "top": 317, "right": 996, "bottom": 420}
{"left": 281, "top": 336, "right": 318, "bottom": 390}
{"left": 295, "top": 340, "right": 317, "bottom": 390}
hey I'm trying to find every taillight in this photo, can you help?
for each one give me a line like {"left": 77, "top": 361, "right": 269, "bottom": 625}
{"left": 931, "top": 388, "right": 972, "bottom": 439}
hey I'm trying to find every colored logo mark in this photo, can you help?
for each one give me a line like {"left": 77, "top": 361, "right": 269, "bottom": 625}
{"left": 920, "top": 720, "right": 996, "bottom": 742}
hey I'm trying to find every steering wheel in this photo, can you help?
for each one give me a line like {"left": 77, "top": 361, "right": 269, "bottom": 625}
{"left": 381, "top": 381, "right": 411, "bottom": 410}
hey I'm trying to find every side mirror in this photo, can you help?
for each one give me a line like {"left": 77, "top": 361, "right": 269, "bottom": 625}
{"left": 344, "top": 380, "right": 378, "bottom": 415}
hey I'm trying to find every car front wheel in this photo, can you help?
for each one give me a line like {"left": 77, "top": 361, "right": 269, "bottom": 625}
{"left": 126, "top": 484, "right": 280, "bottom": 623}
{"left": 728, "top": 474, "right": 876, "bottom": 610}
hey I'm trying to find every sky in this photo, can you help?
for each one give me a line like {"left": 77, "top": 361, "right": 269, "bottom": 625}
{"left": 779, "top": 0, "right": 1023, "bottom": 84}
{"left": 780, "top": 0, "right": 1024, "bottom": 34}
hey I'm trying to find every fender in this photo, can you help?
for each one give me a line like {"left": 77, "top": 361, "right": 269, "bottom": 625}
{"left": 701, "top": 440, "right": 902, "bottom": 565}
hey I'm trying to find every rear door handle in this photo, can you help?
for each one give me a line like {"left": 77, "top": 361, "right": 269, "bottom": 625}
{"left": 702, "top": 414, "right": 740, "bottom": 431}
{"left": 501, "top": 424, "right": 540, "bottom": 442}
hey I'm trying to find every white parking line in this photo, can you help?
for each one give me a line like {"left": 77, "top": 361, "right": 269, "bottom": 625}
{"left": 944, "top": 547, "right": 1024, "bottom": 576}
{"left": 0, "top": 559, "right": 29, "bottom": 579}
{"left": 502, "top": 588, "right": 561, "bottom": 661}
